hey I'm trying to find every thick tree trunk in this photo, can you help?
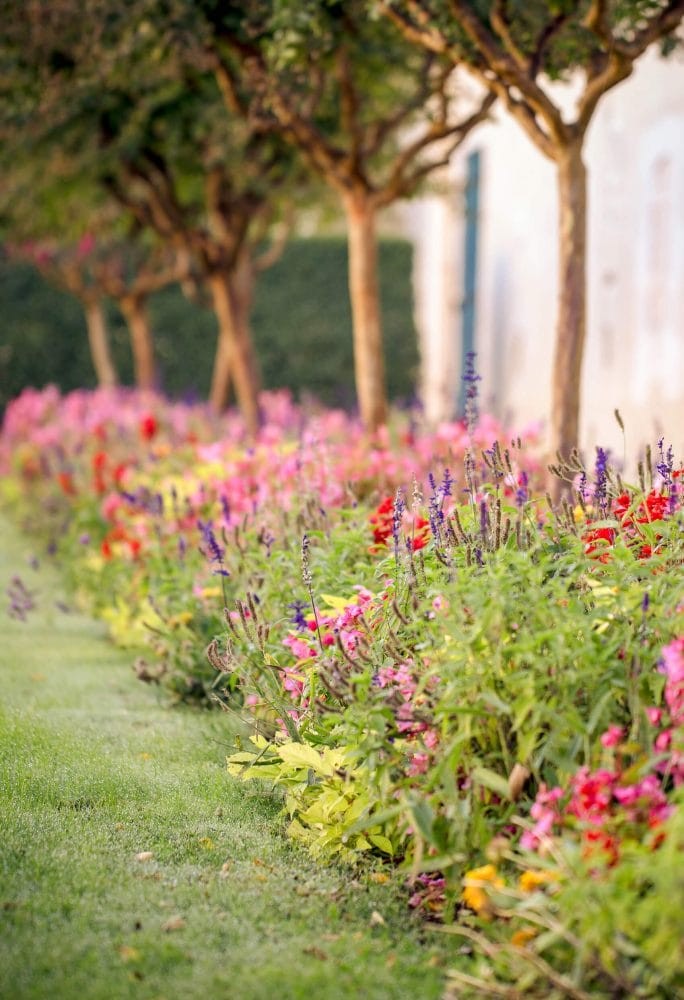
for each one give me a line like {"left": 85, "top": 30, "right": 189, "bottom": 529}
{"left": 119, "top": 294, "right": 155, "bottom": 390}
{"left": 83, "top": 299, "right": 118, "bottom": 388}
{"left": 207, "top": 270, "right": 260, "bottom": 436}
{"left": 343, "top": 193, "right": 388, "bottom": 431}
{"left": 551, "top": 142, "right": 587, "bottom": 476}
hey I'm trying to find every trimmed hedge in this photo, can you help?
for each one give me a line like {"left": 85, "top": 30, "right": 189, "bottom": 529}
{"left": 0, "top": 238, "right": 419, "bottom": 411}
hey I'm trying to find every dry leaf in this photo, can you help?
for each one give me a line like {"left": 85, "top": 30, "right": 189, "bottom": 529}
{"left": 135, "top": 851, "right": 154, "bottom": 862}
{"left": 161, "top": 915, "right": 186, "bottom": 932}
{"left": 118, "top": 946, "right": 141, "bottom": 963}
{"left": 303, "top": 946, "right": 328, "bottom": 961}
{"left": 369, "top": 910, "right": 386, "bottom": 927}
{"left": 508, "top": 763, "right": 531, "bottom": 801}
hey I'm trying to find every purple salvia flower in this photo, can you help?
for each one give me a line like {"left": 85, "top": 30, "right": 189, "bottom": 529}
{"left": 427, "top": 473, "right": 441, "bottom": 542}
{"left": 288, "top": 600, "right": 308, "bottom": 631}
{"left": 7, "top": 576, "right": 36, "bottom": 621}
{"left": 594, "top": 447, "right": 609, "bottom": 516}
{"left": 479, "top": 499, "right": 488, "bottom": 540}
{"left": 197, "top": 519, "right": 225, "bottom": 565}
{"left": 462, "top": 351, "right": 481, "bottom": 434}
{"left": 392, "top": 488, "right": 405, "bottom": 561}
{"left": 220, "top": 495, "right": 231, "bottom": 524}
{"left": 515, "top": 470, "right": 529, "bottom": 508}
{"left": 578, "top": 470, "right": 588, "bottom": 502}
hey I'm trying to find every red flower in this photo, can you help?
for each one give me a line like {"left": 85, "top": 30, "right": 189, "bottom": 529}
{"left": 369, "top": 496, "right": 430, "bottom": 552}
{"left": 583, "top": 526, "right": 615, "bottom": 560}
{"left": 57, "top": 471, "right": 77, "bottom": 496}
{"left": 140, "top": 414, "right": 158, "bottom": 440}
{"left": 613, "top": 490, "right": 669, "bottom": 525}
{"left": 370, "top": 496, "right": 395, "bottom": 547}
{"left": 113, "top": 462, "right": 128, "bottom": 487}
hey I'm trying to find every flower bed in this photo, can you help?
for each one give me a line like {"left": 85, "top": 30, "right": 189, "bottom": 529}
{"left": 2, "top": 384, "right": 682, "bottom": 997}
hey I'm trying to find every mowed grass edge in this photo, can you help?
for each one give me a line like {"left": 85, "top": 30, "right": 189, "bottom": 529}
{"left": 0, "top": 515, "right": 451, "bottom": 1000}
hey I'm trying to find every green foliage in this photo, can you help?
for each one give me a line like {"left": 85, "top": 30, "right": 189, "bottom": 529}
{"left": 0, "top": 237, "right": 419, "bottom": 410}
{"left": 444, "top": 798, "right": 684, "bottom": 997}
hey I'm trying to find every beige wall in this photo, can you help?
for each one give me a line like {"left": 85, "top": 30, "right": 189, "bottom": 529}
{"left": 409, "top": 50, "right": 684, "bottom": 464}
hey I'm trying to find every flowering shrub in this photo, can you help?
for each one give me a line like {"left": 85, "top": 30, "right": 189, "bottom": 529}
{"left": 2, "top": 383, "right": 682, "bottom": 998}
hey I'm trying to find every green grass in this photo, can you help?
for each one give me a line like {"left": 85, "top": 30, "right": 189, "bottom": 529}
{"left": 0, "top": 517, "right": 451, "bottom": 999}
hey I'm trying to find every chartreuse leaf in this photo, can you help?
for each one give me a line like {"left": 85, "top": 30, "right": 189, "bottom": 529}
{"left": 278, "top": 741, "right": 334, "bottom": 776}
{"left": 320, "top": 593, "right": 352, "bottom": 611}
{"left": 368, "top": 834, "right": 394, "bottom": 855}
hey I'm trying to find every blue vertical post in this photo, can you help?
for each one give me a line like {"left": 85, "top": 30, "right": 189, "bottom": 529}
{"left": 459, "top": 150, "right": 481, "bottom": 415}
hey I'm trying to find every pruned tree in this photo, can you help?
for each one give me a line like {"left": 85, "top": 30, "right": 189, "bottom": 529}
{"left": 0, "top": 0, "right": 300, "bottom": 433}
{"left": 205, "top": 0, "right": 494, "bottom": 430}
{"left": 16, "top": 239, "right": 120, "bottom": 390}
{"left": 381, "top": 0, "right": 684, "bottom": 475}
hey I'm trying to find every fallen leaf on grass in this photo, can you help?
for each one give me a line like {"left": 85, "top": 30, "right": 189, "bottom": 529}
{"left": 369, "top": 910, "right": 386, "bottom": 927}
{"left": 161, "top": 915, "right": 186, "bottom": 932}
{"left": 303, "top": 946, "right": 328, "bottom": 961}
{"left": 136, "top": 851, "right": 154, "bottom": 862}
{"left": 118, "top": 946, "right": 141, "bottom": 963}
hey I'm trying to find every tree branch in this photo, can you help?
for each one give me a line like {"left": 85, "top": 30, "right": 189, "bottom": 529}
{"left": 490, "top": 0, "right": 530, "bottom": 74}
{"left": 613, "top": 0, "right": 684, "bottom": 60}
{"left": 376, "top": 91, "right": 495, "bottom": 207}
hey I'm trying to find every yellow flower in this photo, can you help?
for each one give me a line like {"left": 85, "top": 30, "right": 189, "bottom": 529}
{"left": 518, "top": 868, "right": 559, "bottom": 893}
{"left": 573, "top": 505, "right": 586, "bottom": 524}
{"left": 168, "top": 611, "right": 193, "bottom": 628}
{"left": 462, "top": 864, "right": 504, "bottom": 916}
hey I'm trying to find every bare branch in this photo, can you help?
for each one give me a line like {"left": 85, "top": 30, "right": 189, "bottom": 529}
{"left": 530, "top": 11, "right": 570, "bottom": 79}
{"left": 255, "top": 202, "right": 295, "bottom": 272}
{"left": 576, "top": 50, "right": 633, "bottom": 133}
{"left": 383, "top": 0, "right": 565, "bottom": 155}
{"left": 376, "top": 91, "right": 495, "bottom": 207}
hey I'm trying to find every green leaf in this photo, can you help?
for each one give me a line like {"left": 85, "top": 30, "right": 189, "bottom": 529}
{"left": 368, "top": 834, "right": 394, "bottom": 856}
{"left": 407, "top": 796, "right": 435, "bottom": 842}
{"left": 472, "top": 766, "right": 511, "bottom": 800}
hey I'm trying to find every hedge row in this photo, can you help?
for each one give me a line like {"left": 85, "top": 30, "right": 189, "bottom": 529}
{"left": 0, "top": 238, "right": 419, "bottom": 411}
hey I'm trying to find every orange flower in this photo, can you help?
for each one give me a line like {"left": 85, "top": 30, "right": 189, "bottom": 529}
{"left": 511, "top": 927, "right": 537, "bottom": 947}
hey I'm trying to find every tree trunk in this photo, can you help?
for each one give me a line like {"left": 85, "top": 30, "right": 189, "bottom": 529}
{"left": 207, "top": 270, "right": 260, "bottom": 436}
{"left": 550, "top": 142, "right": 587, "bottom": 480}
{"left": 119, "top": 293, "right": 156, "bottom": 390}
{"left": 343, "top": 193, "right": 388, "bottom": 431}
{"left": 83, "top": 299, "right": 118, "bottom": 388}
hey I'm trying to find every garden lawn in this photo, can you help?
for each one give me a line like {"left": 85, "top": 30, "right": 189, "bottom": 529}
{"left": 0, "top": 516, "right": 450, "bottom": 1000}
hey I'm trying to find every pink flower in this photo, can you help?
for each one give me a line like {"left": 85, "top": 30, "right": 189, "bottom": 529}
{"left": 600, "top": 725, "right": 624, "bottom": 748}
{"left": 407, "top": 752, "right": 430, "bottom": 777}
{"left": 660, "top": 638, "right": 684, "bottom": 724}
{"left": 646, "top": 707, "right": 663, "bottom": 727}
